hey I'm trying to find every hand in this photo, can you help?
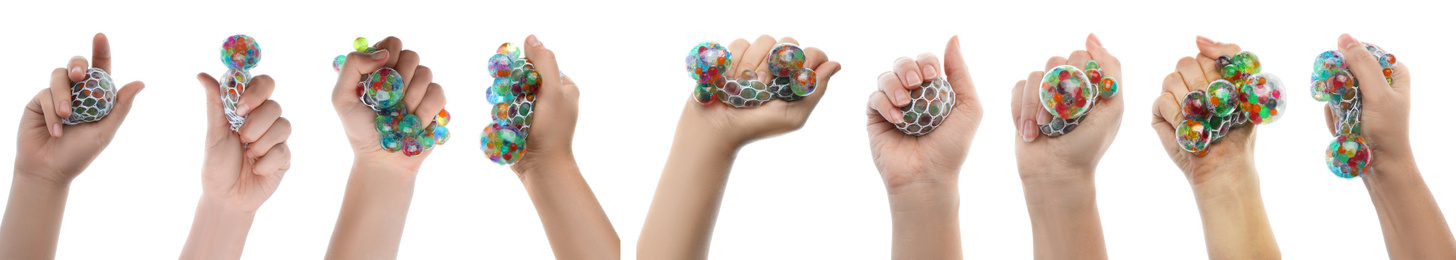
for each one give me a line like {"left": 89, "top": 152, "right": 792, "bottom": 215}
{"left": 866, "top": 36, "right": 983, "bottom": 189}
{"left": 331, "top": 37, "right": 446, "bottom": 174}
{"left": 510, "top": 35, "right": 581, "bottom": 177}
{"left": 1321, "top": 34, "right": 1412, "bottom": 160}
{"left": 1012, "top": 34, "right": 1122, "bottom": 180}
{"left": 15, "top": 33, "right": 145, "bottom": 185}
{"left": 194, "top": 72, "right": 291, "bottom": 212}
{"left": 1151, "top": 36, "right": 1253, "bottom": 184}
{"left": 680, "top": 35, "right": 842, "bottom": 148}
{"left": 180, "top": 71, "right": 291, "bottom": 260}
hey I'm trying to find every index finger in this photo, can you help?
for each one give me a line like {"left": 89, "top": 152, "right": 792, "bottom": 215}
{"left": 334, "top": 50, "right": 389, "bottom": 104}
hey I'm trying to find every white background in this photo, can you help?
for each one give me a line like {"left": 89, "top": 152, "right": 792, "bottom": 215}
{"left": 1, "top": 0, "right": 1452, "bottom": 259}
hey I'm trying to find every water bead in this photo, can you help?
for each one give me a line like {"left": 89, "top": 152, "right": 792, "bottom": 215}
{"left": 364, "top": 67, "right": 407, "bottom": 109}
{"left": 685, "top": 41, "right": 814, "bottom": 108}
{"left": 353, "top": 37, "right": 370, "bottom": 52}
{"left": 767, "top": 43, "right": 806, "bottom": 77}
{"left": 219, "top": 68, "right": 251, "bottom": 131}
{"left": 498, "top": 42, "right": 522, "bottom": 58}
{"left": 62, "top": 68, "right": 117, "bottom": 125}
{"left": 1182, "top": 90, "right": 1212, "bottom": 121}
{"left": 686, "top": 41, "right": 732, "bottom": 83}
{"left": 1326, "top": 134, "right": 1373, "bottom": 178}
{"left": 340, "top": 37, "right": 448, "bottom": 157}
{"left": 792, "top": 68, "right": 816, "bottom": 96}
{"left": 1206, "top": 80, "right": 1238, "bottom": 117}
{"left": 221, "top": 34, "right": 262, "bottom": 70}
{"left": 333, "top": 55, "right": 346, "bottom": 72}
{"left": 894, "top": 77, "right": 956, "bottom": 136}
{"left": 1039, "top": 65, "right": 1095, "bottom": 120}
{"left": 436, "top": 110, "right": 451, "bottom": 126}
{"left": 1085, "top": 60, "right": 1100, "bottom": 71}
{"left": 1176, "top": 119, "right": 1210, "bottom": 156}
{"left": 1308, "top": 44, "right": 1395, "bottom": 178}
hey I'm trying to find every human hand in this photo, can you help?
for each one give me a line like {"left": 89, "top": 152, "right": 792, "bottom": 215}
{"left": 866, "top": 36, "right": 983, "bottom": 190}
{"left": 1150, "top": 37, "right": 1258, "bottom": 184}
{"left": 331, "top": 37, "right": 447, "bottom": 174}
{"left": 678, "top": 35, "right": 842, "bottom": 148}
{"left": 1013, "top": 34, "right": 1123, "bottom": 180}
{"left": 1320, "top": 34, "right": 1413, "bottom": 162}
{"left": 15, "top": 33, "right": 145, "bottom": 185}
{"left": 194, "top": 72, "right": 291, "bottom": 212}
{"left": 508, "top": 35, "right": 581, "bottom": 178}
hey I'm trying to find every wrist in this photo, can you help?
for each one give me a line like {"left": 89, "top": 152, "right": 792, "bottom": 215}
{"left": 13, "top": 167, "right": 75, "bottom": 188}
{"left": 352, "top": 155, "right": 421, "bottom": 180}
{"left": 181, "top": 197, "right": 257, "bottom": 259}
{"left": 886, "top": 179, "right": 959, "bottom": 214}
{"left": 1019, "top": 167, "right": 1096, "bottom": 207}
{"left": 515, "top": 152, "right": 578, "bottom": 181}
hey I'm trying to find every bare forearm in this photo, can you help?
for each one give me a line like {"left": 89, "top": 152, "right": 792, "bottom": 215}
{"left": 1021, "top": 171, "right": 1105, "bottom": 260}
{"left": 637, "top": 122, "right": 738, "bottom": 260}
{"left": 1190, "top": 165, "right": 1279, "bottom": 260}
{"left": 179, "top": 198, "right": 256, "bottom": 260}
{"left": 326, "top": 159, "right": 418, "bottom": 260}
{"left": 0, "top": 174, "right": 69, "bottom": 259}
{"left": 519, "top": 155, "right": 620, "bottom": 259}
{"left": 886, "top": 180, "right": 961, "bottom": 260}
{"left": 1366, "top": 155, "right": 1456, "bottom": 259}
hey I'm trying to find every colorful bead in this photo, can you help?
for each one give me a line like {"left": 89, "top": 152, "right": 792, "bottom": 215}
{"left": 894, "top": 77, "right": 956, "bottom": 136}
{"left": 61, "top": 68, "right": 116, "bottom": 125}
{"left": 221, "top": 35, "right": 261, "bottom": 70}
{"left": 353, "top": 37, "right": 370, "bottom": 52}
{"left": 436, "top": 110, "right": 451, "bottom": 127}
{"left": 482, "top": 42, "right": 540, "bottom": 165}
{"left": 1178, "top": 51, "right": 1282, "bottom": 156}
{"left": 333, "top": 55, "right": 346, "bottom": 72}
{"left": 1039, "top": 65, "right": 1095, "bottom": 120}
{"left": 219, "top": 68, "right": 250, "bottom": 131}
{"left": 1036, "top": 60, "right": 1118, "bottom": 137}
{"left": 1176, "top": 119, "right": 1210, "bottom": 156}
{"left": 216, "top": 35, "right": 263, "bottom": 132}
{"left": 340, "top": 37, "right": 449, "bottom": 157}
{"left": 685, "top": 41, "right": 814, "bottom": 108}
{"left": 767, "top": 43, "right": 806, "bottom": 77}
{"left": 1308, "top": 43, "right": 1395, "bottom": 178}
{"left": 1206, "top": 80, "right": 1238, "bottom": 117}
{"left": 1326, "top": 134, "right": 1372, "bottom": 178}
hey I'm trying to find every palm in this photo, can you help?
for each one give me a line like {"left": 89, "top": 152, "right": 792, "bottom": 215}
{"left": 16, "top": 96, "right": 125, "bottom": 181}
{"left": 201, "top": 133, "right": 280, "bottom": 210}
{"left": 868, "top": 102, "right": 979, "bottom": 183}
{"left": 1018, "top": 102, "right": 1122, "bottom": 170}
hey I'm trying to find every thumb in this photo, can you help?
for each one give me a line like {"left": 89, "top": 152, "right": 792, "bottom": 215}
{"left": 943, "top": 35, "right": 979, "bottom": 106}
{"left": 196, "top": 73, "right": 228, "bottom": 134}
{"left": 99, "top": 81, "right": 144, "bottom": 130}
{"left": 522, "top": 35, "right": 562, "bottom": 100}
{"left": 1195, "top": 36, "right": 1241, "bottom": 59}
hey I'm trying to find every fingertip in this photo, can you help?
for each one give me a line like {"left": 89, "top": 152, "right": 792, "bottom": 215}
{"left": 526, "top": 34, "right": 542, "bottom": 47}
{"left": 1339, "top": 33, "right": 1359, "bottom": 50}
{"left": 1087, "top": 33, "right": 1102, "bottom": 49}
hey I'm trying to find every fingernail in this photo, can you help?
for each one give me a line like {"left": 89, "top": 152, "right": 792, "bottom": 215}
{"left": 1196, "top": 36, "right": 1214, "bottom": 48}
{"left": 1339, "top": 34, "right": 1358, "bottom": 50}
{"left": 370, "top": 50, "right": 387, "bottom": 60}
{"left": 922, "top": 65, "right": 937, "bottom": 79}
{"left": 905, "top": 70, "right": 921, "bottom": 87}
{"left": 1021, "top": 121, "right": 1036, "bottom": 142}
{"left": 51, "top": 124, "right": 62, "bottom": 137}
{"left": 893, "top": 90, "right": 907, "bottom": 106}
{"left": 526, "top": 35, "right": 542, "bottom": 47}
{"left": 70, "top": 67, "right": 81, "bottom": 76}
{"left": 236, "top": 101, "right": 250, "bottom": 115}
{"left": 1089, "top": 33, "right": 1102, "bottom": 48}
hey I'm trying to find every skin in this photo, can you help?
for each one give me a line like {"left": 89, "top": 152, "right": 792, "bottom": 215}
{"left": 637, "top": 35, "right": 842, "bottom": 260}
{"left": 865, "top": 36, "right": 983, "bottom": 260}
{"left": 0, "top": 33, "right": 145, "bottom": 260}
{"left": 1319, "top": 34, "right": 1454, "bottom": 259}
{"left": 1009, "top": 34, "right": 1121, "bottom": 260}
{"left": 324, "top": 36, "right": 448, "bottom": 260}
{"left": 505, "top": 35, "right": 620, "bottom": 259}
{"left": 1150, "top": 36, "right": 1280, "bottom": 259}
{"left": 177, "top": 69, "right": 293, "bottom": 259}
